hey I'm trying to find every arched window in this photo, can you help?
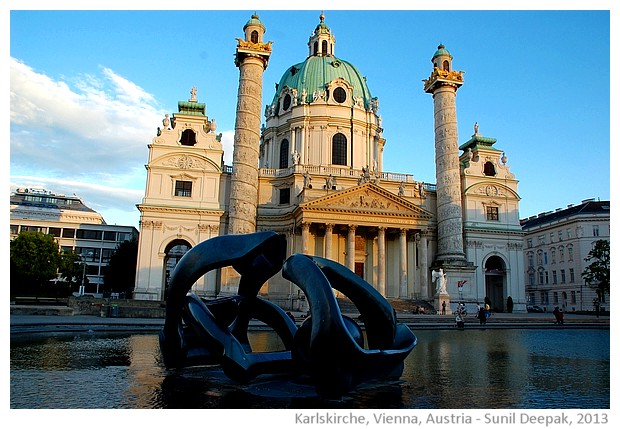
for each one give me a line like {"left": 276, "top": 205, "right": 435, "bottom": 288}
{"left": 250, "top": 30, "right": 259, "bottom": 43}
{"left": 322, "top": 40, "right": 328, "bottom": 55}
{"left": 279, "top": 139, "right": 289, "bottom": 169}
{"left": 331, "top": 133, "right": 347, "bottom": 166}
{"left": 443, "top": 60, "right": 450, "bottom": 71}
{"left": 164, "top": 239, "right": 191, "bottom": 300}
{"left": 483, "top": 161, "right": 496, "bottom": 176}
{"left": 313, "top": 41, "right": 318, "bottom": 56}
{"left": 180, "top": 129, "right": 197, "bottom": 146}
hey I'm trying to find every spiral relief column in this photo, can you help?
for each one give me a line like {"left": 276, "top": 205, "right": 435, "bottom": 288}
{"left": 424, "top": 44, "right": 467, "bottom": 265}
{"left": 228, "top": 15, "right": 272, "bottom": 235}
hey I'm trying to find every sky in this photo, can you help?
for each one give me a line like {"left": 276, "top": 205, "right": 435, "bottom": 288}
{"left": 7, "top": 2, "right": 614, "bottom": 229}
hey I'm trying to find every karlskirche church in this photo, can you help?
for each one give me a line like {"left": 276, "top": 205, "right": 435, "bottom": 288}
{"left": 133, "top": 13, "right": 526, "bottom": 314}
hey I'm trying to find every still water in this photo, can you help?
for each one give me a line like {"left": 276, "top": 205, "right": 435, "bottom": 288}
{"left": 10, "top": 329, "right": 609, "bottom": 409}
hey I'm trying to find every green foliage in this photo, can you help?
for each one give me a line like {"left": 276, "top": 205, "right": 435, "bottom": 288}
{"left": 103, "top": 238, "right": 138, "bottom": 297}
{"left": 10, "top": 231, "right": 61, "bottom": 295}
{"left": 582, "top": 239, "right": 610, "bottom": 295}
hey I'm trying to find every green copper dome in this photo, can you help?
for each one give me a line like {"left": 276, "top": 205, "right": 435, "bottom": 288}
{"left": 271, "top": 55, "right": 373, "bottom": 108}
{"left": 244, "top": 14, "right": 265, "bottom": 31}
{"left": 432, "top": 44, "right": 452, "bottom": 61}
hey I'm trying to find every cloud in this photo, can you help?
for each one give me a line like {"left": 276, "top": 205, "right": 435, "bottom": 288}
{"left": 10, "top": 58, "right": 238, "bottom": 227}
{"left": 10, "top": 57, "right": 161, "bottom": 180}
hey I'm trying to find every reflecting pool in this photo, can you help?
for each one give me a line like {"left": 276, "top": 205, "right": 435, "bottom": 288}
{"left": 10, "top": 329, "right": 609, "bottom": 409}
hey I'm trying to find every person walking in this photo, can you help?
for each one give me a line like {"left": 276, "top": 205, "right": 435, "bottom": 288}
{"left": 478, "top": 304, "right": 487, "bottom": 325}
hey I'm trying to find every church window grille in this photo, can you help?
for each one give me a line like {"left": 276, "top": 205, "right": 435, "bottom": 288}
{"left": 180, "top": 129, "right": 197, "bottom": 146}
{"left": 279, "top": 139, "right": 289, "bottom": 169}
{"left": 486, "top": 206, "right": 499, "bottom": 221}
{"left": 174, "top": 180, "right": 192, "bottom": 197}
{"left": 331, "top": 133, "right": 347, "bottom": 165}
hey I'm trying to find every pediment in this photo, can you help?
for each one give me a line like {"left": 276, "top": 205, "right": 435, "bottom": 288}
{"left": 299, "top": 183, "right": 433, "bottom": 219}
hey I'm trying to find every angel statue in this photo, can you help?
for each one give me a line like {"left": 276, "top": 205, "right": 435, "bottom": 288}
{"left": 432, "top": 268, "right": 448, "bottom": 295}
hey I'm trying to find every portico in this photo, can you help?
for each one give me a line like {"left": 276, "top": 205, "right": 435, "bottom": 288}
{"left": 288, "top": 183, "right": 435, "bottom": 300}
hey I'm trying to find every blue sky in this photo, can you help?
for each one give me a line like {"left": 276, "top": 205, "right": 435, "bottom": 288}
{"left": 7, "top": 2, "right": 613, "bottom": 229}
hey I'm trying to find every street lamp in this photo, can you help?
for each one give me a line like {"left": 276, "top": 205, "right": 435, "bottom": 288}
{"left": 78, "top": 251, "right": 93, "bottom": 296}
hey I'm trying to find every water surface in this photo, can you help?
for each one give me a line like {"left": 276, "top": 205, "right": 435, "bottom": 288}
{"left": 10, "top": 329, "right": 609, "bottom": 409}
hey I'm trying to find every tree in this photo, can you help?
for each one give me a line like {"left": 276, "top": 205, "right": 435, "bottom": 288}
{"left": 57, "top": 249, "right": 85, "bottom": 292}
{"left": 10, "top": 231, "right": 61, "bottom": 296}
{"left": 582, "top": 239, "right": 610, "bottom": 296}
{"left": 103, "top": 238, "right": 138, "bottom": 297}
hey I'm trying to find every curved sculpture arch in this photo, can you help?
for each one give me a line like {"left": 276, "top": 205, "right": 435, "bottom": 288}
{"left": 159, "top": 231, "right": 417, "bottom": 399}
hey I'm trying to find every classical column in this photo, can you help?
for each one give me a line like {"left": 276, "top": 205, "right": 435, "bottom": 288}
{"left": 423, "top": 44, "right": 467, "bottom": 265}
{"left": 346, "top": 224, "right": 357, "bottom": 271}
{"left": 418, "top": 233, "right": 429, "bottom": 298}
{"left": 228, "top": 15, "right": 271, "bottom": 235}
{"left": 399, "top": 228, "right": 408, "bottom": 298}
{"left": 301, "top": 222, "right": 311, "bottom": 255}
{"left": 324, "top": 223, "right": 334, "bottom": 260}
{"left": 377, "top": 226, "right": 386, "bottom": 296}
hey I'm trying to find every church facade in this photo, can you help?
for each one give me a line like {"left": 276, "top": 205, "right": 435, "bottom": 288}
{"left": 133, "top": 13, "right": 526, "bottom": 313}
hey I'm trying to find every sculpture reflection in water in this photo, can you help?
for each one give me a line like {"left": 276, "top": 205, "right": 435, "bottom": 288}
{"left": 159, "top": 231, "right": 417, "bottom": 399}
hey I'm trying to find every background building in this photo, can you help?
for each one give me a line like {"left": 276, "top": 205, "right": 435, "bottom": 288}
{"left": 10, "top": 188, "right": 138, "bottom": 296}
{"left": 134, "top": 13, "right": 526, "bottom": 313}
{"left": 520, "top": 199, "right": 610, "bottom": 312}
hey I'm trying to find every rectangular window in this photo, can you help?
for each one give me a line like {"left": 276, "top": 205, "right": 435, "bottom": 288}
{"left": 527, "top": 238, "right": 533, "bottom": 248}
{"left": 558, "top": 230, "right": 563, "bottom": 241}
{"left": 593, "top": 225, "right": 600, "bottom": 236}
{"left": 570, "top": 291, "right": 577, "bottom": 304}
{"left": 103, "top": 231, "right": 117, "bottom": 241}
{"left": 538, "top": 235, "right": 546, "bottom": 245}
{"left": 541, "top": 291, "right": 549, "bottom": 305}
{"left": 569, "top": 268, "right": 575, "bottom": 283}
{"left": 76, "top": 229, "right": 103, "bottom": 240}
{"left": 62, "top": 228, "right": 76, "bottom": 238}
{"left": 101, "top": 248, "right": 115, "bottom": 263}
{"left": 279, "top": 188, "right": 290, "bottom": 205}
{"left": 10, "top": 224, "right": 18, "bottom": 235}
{"left": 566, "top": 228, "right": 573, "bottom": 239}
{"left": 117, "top": 232, "right": 134, "bottom": 242}
{"left": 552, "top": 271, "right": 557, "bottom": 284}
{"left": 174, "top": 180, "right": 192, "bottom": 197}
{"left": 553, "top": 291, "right": 558, "bottom": 304}
{"left": 486, "top": 206, "right": 499, "bottom": 221}
{"left": 529, "top": 273, "right": 535, "bottom": 286}
{"left": 560, "top": 269, "right": 566, "bottom": 283}
{"left": 48, "top": 227, "right": 61, "bottom": 237}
